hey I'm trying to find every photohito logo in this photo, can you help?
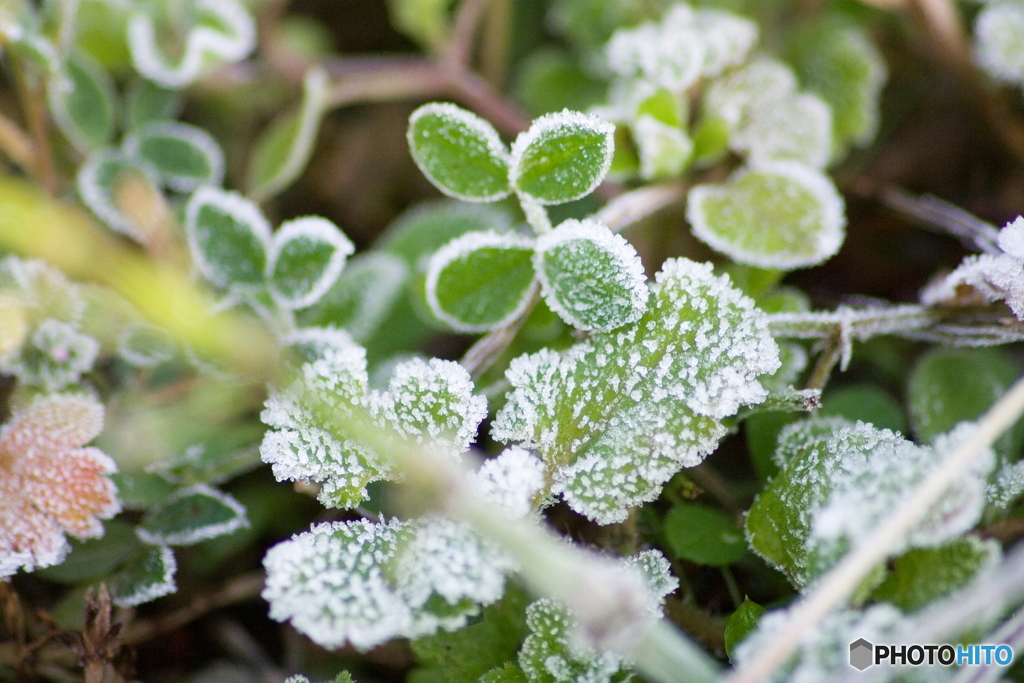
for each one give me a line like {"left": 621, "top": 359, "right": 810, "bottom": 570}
{"left": 849, "top": 639, "right": 1014, "bottom": 671}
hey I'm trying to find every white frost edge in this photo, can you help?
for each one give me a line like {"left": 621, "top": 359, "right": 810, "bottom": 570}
{"left": 974, "top": 3, "right": 1024, "bottom": 84}
{"left": 184, "top": 186, "right": 273, "bottom": 289}
{"left": 406, "top": 102, "right": 512, "bottom": 203}
{"left": 998, "top": 216, "right": 1024, "bottom": 260}
{"left": 267, "top": 216, "right": 355, "bottom": 310}
{"left": 112, "top": 544, "right": 178, "bottom": 607}
{"left": 123, "top": 120, "right": 226, "bottom": 192}
{"left": 136, "top": 483, "right": 249, "bottom": 546}
{"left": 509, "top": 109, "right": 615, "bottom": 205}
{"left": 533, "top": 218, "right": 648, "bottom": 332}
{"left": 424, "top": 230, "right": 537, "bottom": 333}
{"left": 46, "top": 51, "right": 116, "bottom": 154}
{"left": 686, "top": 160, "right": 846, "bottom": 270}
{"left": 118, "top": 321, "right": 177, "bottom": 367}
{"left": 77, "top": 148, "right": 161, "bottom": 243}
{"left": 251, "top": 66, "right": 329, "bottom": 202}
{"left": 329, "top": 253, "right": 409, "bottom": 342}
{"left": 466, "top": 446, "right": 546, "bottom": 520}
{"left": 127, "top": 0, "right": 256, "bottom": 89}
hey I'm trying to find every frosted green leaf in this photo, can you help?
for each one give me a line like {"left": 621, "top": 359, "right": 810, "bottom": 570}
{"left": 974, "top": 3, "right": 1024, "bottom": 85}
{"left": 691, "top": 9, "right": 758, "bottom": 78}
{"left": 123, "top": 79, "right": 182, "bottom": 131}
{"left": 4, "top": 318, "right": 99, "bottom": 390}
{"left": 248, "top": 67, "right": 328, "bottom": 202}
{"left": 687, "top": 161, "right": 846, "bottom": 270}
{"left": 77, "top": 148, "right": 163, "bottom": 243}
{"left": 533, "top": 219, "right": 648, "bottom": 332}
{"left": 466, "top": 447, "right": 546, "bottom": 519}
{"left": 493, "top": 258, "right": 779, "bottom": 524}
{"left": 118, "top": 322, "right": 176, "bottom": 367}
{"left": 185, "top": 187, "right": 271, "bottom": 289}
{"left": 379, "top": 201, "right": 513, "bottom": 265}
{"left": 730, "top": 94, "right": 833, "bottom": 168}
{"left": 268, "top": 216, "right": 355, "bottom": 309}
{"left": 425, "top": 232, "right": 537, "bottom": 332}
{"left": 263, "top": 517, "right": 510, "bottom": 651}
{"left": 633, "top": 115, "right": 692, "bottom": 180}
{"left": 509, "top": 110, "right": 615, "bottom": 205}
{"left": 518, "top": 598, "right": 626, "bottom": 683}
{"left": 0, "top": 256, "right": 84, "bottom": 327}
{"left": 47, "top": 51, "right": 115, "bottom": 153}
{"left": 110, "top": 544, "right": 177, "bottom": 607}
{"left": 703, "top": 58, "right": 798, "bottom": 133}
{"left": 789, "top": 19, "right": 887, "bottom": 150}
{"left": 724, "top": 598, "right": 764, "bottom": 660}
{"left": 302, "top": 252, "right": 409, "bottom": 342}
{"left": 138, "top": 484, "right": 248, "bottom": 546}
{"left": 35, "top": 520, "right": 140, "bottom": 584}
{"left": 664, "top": 502, "right": 746, "bottom": 566}
{"left": 870, "top": 537, "right": 1000, "bottom": 612}
{"left": 481, "top": 664, "right": 529, "bottom": 683}
{"left": 605, "top": 6, "right": 705, "bottom": 90}
{"left": 408, "top": 103, "right": 511, "bottom": 202}
{"left": 733, "top": 603, "right": 904, "bottom": 683}
{"left": 123, "top": 121, "right": 224, "bottom": 192}
{"left": 127, "top": 0, "right": 255, "bottom": 88}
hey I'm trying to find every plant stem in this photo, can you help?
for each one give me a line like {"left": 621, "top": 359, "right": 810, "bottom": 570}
{"left": 597, "top": 183, "right": 687, "bottom": 234}
{"left": 724, "top": 371, "right": 1024, "bottom": 683}
{"left": 13, "top": 65, "right": 58, "bottom": 196}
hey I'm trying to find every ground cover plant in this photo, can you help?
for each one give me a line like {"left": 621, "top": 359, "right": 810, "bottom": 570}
{"left": 3, "top": 0, "right": 1024, "bottom": 682}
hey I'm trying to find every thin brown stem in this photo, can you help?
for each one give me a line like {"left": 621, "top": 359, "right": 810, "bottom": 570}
{"left": 445, "top": 0, "right": 492, "bottom": 69}
{"left": 0, "top": 112, "right": 36, "bottom": 170}
{"left": 13, "top": 66, "right": 58, "bottom": 196}
{"left": 805, "top": 332, "right": 844, "bottom": 392}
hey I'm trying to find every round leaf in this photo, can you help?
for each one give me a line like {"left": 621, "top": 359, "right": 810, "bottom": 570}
{"left": 47, "top": 51, "right": 116, "bottom": 152}
{"left": 724, "top": 598, "right": 765, "bottom": 660}
{"left": 124, "top": 121, "right": 225, "bottom": 192}
{"left": 407, "top": 103, "right": 511, "bottom": 202}
{"left": 268, "top": 216, "right": 355, "bottom": 309}
{"left": 123, "top": 78, "right": 182, "bottom": 130}
{"left": 509, "top": 110, "right": 614, "bottom": 204}
{"left": 664, "top": 503, "right": 746, "bottom": 566}
{"left": 425, "top": 232, "right": 537, "bottom": 332}
{"left": 138, "top": 484, "right": 248, "bottom": 546}
{"left": 110, "top": 544, "right": 177, "bottom": 607}
{"left": 184, "top": 187, "right": 272, "bottom": 289}
{"left": 533, "top": 218, "right": 647, "bottom": 332}
{"left": 686, "top": 161, "right": 845, "bottom": 270}
{"left": 77, "top": 149, "right": 165, "bottom": 243}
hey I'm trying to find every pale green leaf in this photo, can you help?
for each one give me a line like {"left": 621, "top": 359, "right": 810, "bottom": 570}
{"left": 77, "top": 149, "right": 163, "bottom": 243}
{"left": 47, "top": 51, "right": 116, "bottom": 152}
{"left": 138, "top": 484, "right": 248, "bottom": 546}
{"left": 408, "top": 103, "right": 511, "bottom": 202}
{"left": 267, "top": 216, "right": 355, "bottom": 309}
{"left": 974, "top": 3, "right": 1024, "bottom": 85}
{"left": 184, "top": 187, "right": 271, "bottom": 289}
{"left": 118, "top": 321, "right": 177, "bottom": 367}
{"left": 510, "top": 110, "right": 614, "bottom": 205}
{"left": 493, "top": 258, "right": 779, "bottom": 524}
{"left": 248, "top": 67, "right": 328, "bottom": 202}
{"left": 379, "top": 201, "right": 513, "bottom": 266}
{"left": 533, "top": 219, "right": 647, "bottom": 332}
{"left": 633, "top": 114, "right": 692, "bottom": 180}
{"left": 386, "top": 0, "right": 450, "bottom": 48}
{"left": 110, "top": 544, "right": 177, "bottom": 607}
{"left": 687, "top": 161, "right": 845, "bottom": 270}
{"left": 425, "top": 232, "right": 537, "bottom": 332}
{"left": 124, "top": 121, "right": 224, "bottom": 192}
{"left": 123, "top": 78, "right": 182, "bottom": 130}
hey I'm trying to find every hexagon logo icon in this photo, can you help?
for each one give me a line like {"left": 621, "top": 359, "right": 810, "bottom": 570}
{"left": 850, "top": 638, "right": 874, "bottom": 671}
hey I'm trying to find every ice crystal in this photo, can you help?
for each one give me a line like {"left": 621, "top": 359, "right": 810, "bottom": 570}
{"left": 493, "top": 258, "right": 778, "bottom": 524}
{"left": 974, "top": 2, "right": 1024, "bottom": 86}
{"left": 633, "top": 114, "right": 693, "bottom": 180}
{"left": 3, "top": 318, "right": 100, "bottom": 390}
{"left": 260, "top": 331, "right": 486, "bottom": 508}
{"left": 0, "top": 256, "right": 85, "bottom": 328}
{"left": 263, "top": 517, "right": 510, "bottom": 650}
{"left": 0, "top": 394, "right": 120, "bottom": 578}
{"left": 921, "top": 216, "right": 1024, "bottom": 319}
{"left": 466, "top": 447, "right": 547, "bottom": 519}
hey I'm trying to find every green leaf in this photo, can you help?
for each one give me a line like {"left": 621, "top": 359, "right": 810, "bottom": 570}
{"left": 35, "top": 520, "right": 141, "bottom": 584}
{"left": 110, "top": 544, "right": 177, "bottom": 607}
{"left": 820, "top": 383, "right": 906, "bottom": 434}
{"left": 907, "top": 347, "right": 1022, "bottom": 446}
{"left": 118, "top": 321, "right": 177, "bottom": 367}
{"left": 386, "top": 0, "right": 450, "bottom": 49}
{"left": 138, "top": 484, "right": 248, "bottom": 546}
{"left": 425, "top": 232, "right": 537, "bottom": 332}
{"left": 409, "top": 583, "right": 530, "bottom": 683}
{"left": 664, "top": 503, "right": 746, "bottom": 566}
{"left": 47, "top": 51, "right": 116, "bottom": 152}
{"left": 480, "top": 664, "right": 529, "bottom": 683}
{"left": 268, "top": 216, "right": 355, "bottom": 309}
{"left": 123, "top": 78, "right": 182, "bottom": 130}
{"left": 379, "top": 201, "right": 513, "bottom": 266}
{"left": 510, "top": 110, "right": 614, "bottom": 205}
{"left": 184, "top": 187, "right": 271, "bottom": 289}
{"left": 518, "top": 599, "right": 627, "bottom": 683}
{"left": 633, "top": 115, "right": 693, "bottom": 180}
{"left": 534, "top": 219, "right": 647, "bottom": 332}
{"left": 110, "top": 470, "right": 179, "bottom": 509}
{"left": 516, "top": 48, "right": 606, "bottom": 117}
{"left": 76, "top": 149, "right": 163, "bottom": 243}
{"left": 493, "top": 258, "right": 779, "bottom": 524}
{"left": 870, "top": 537, "right": 1000, "bottom": 612}
{"left": 248, "top": 67, "right": 329, "bottom": 202}
{"left": 724, "top": 598, "right": 765, "bottom": 660}
{"left": 408, "top": 103, "right": 512, "bottom": 202}
{"left": 123, "top": 121, "right": 225, "bottom": 192}
{"left": 744, "top": 410, "right": 798, "bottom": 481}
{"left": 687, "top": 161, "right": 845, "bottom": 270}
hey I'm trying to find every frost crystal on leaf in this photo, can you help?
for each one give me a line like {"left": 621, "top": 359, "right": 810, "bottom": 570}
{"left": 263, "top": 517, "right": 510, "bottom": 650}
{"left": 974, "top": 3, "right": 1024, "bottom": 85}
{"left": 261, "top": 332, "right": 486, "bottom": 508}
{"left": 606, "top": 13, "right": 704, "bottom": 92}
{"left": 466, "top": 447, "right": 547, "bottom": 519}
{"left": 493, "top": 258, "right": 778, "bottom": 524}
{"left": 122, "top": 121, "right": 226, "bottom": 192}
{"left": 0, "top": 394, "right": 120, "bottom": 578}
{"left": 4, "top": 318, "right": 99, "bottom": 391}
{"left": 633, "top": 114, "right": 693, "bottom": 180}
{"left": 533, "top": 218, "right": 648, "bottom": 332}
